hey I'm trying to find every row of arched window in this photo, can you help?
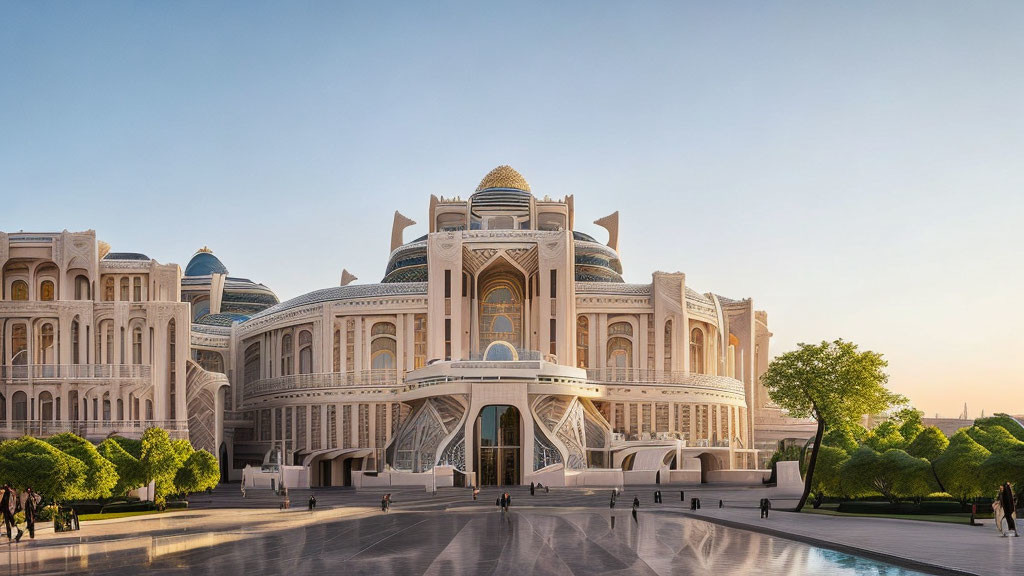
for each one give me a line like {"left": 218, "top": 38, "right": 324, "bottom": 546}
{"left": 574, "top": 316, "right": 706, "bottom": 373}
{"left": 5, "top": 275, "right": 92, "bottom": 301}
{"left": 0, "top": 391, "right": 154, "bottom": 422}
{"left": 102, "top": 276, "right": 146, "bottom": 302}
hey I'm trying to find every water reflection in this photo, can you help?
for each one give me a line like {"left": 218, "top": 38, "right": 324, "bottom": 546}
{"left": 22, "top": 510, "right": 930, "bottom": 575}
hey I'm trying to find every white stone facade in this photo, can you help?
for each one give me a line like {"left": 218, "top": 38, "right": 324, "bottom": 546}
{"left": 2, "top": 166, "right": 810, "bottom": 486}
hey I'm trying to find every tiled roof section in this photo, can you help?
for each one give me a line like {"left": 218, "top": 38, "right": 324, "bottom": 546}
{"left": 195, "top": 313, "right": 250, "bottom": 327}
{"left": 246, "top": 282, "right": 428, "bottom": 321}
{"left": 574, "top": 282, "right": 652, "bottom": 295}
{"left": 686, "top": 287, "right": 714, "bottom": 305}
{"left": 103, "top": 252, "right": 150, "bottom": 261}
{"left": 191, "top": 323, "right": 233, "bottom": 336}
{"left": 715, "top": 295, "right": 745, "bottom": 306}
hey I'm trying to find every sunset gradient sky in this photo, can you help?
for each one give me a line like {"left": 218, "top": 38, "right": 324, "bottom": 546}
{"left": 2, "top": 2, "right": 1022, "bottom": 418}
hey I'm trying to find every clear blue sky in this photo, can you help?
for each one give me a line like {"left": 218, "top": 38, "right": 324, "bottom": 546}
{"left": 3, "top": 2, "right": 1022, "bottom": 419}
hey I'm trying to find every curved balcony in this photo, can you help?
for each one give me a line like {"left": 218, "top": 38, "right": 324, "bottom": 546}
{"left": 0, "top": 364, "right": 151, "bottom": 384}
{"left": 244, "top": 369, "right": 400, "bottom": 399}
{"left": 585, "top": 369, "right": 746, "bottom": 395}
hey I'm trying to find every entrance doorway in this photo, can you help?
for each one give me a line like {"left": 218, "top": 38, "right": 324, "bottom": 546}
{"left": 475, "top": 405, "right": 521, "bottom": 486}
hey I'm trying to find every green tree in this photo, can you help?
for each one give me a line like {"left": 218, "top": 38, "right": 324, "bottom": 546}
{"left": 842, "top": 447, "right": 935, "bottom": 504}
{"left": 933, "top": 430, "right": 991, "bottom": 507}
{"left": 761, "top": 339, "right": 901, "bottom": 511}
{"left": 769, "top": 445, "right": 804, "bottom": 471}
{"left": 809, "top": 445, "right": 850, "bottom": 504}
{"left": 140, "top": 428, "right": 184, "bottom": 504}
{"left": 864, "top": 421, "right": 906, "bottom": 452}
{"left": 822, "top": 425, "right": 860, "bottom": 455}
{"left": 0, "top": 437, "right": 87, "bottom": 502}
{"left": 905, "top": 426, "right": 949, "bottom": 462}
{"left": 974, "top": 414, "right": 1024, "bottom": 442}
{"left": 980, "top": 443, "right": 1024, "bottom": 493}
{"left": 97, "top": 438, "right": 146, "bottom": 497}
{"left": 45, "top": 433, "right": 118, "bottom": 499}
{"left": 896, "top": 408, "right": 925, "bottom": 444}
{"left": 966, "top": 425, "right": 1024, "bottom": 453}
{"left": 174, "top": 450, "right": 220, "bottom": 494}
{"left": 110, "top": 436, "right": 143, "bottom": 459}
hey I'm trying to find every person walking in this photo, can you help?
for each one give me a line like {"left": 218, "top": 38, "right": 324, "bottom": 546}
{"left": 381, "top": 494, "right": 388, "bottom": 512}
{"left": 632, "top": 496, "right": 640, "bottom": 509}
{"left": 473, "top": 487, "right": 479, "bottom": 501}
{"left": 22, "top": 488, "right": 39, "bottom": 540}
{"left": 610, "top": 490, "right": 616, "bottom": 509}
{"left": 530, "top": 482, "right": 535, "bottom": 496}
{"left": 0, "top": 485, "right": 20, "bottom": 542}
{"left": 308, "top": 495, "right": 316, "bottom": 511}
{"left": 760, "top": 498, "right": 772, "bottom": 519}
{"left": 1001, "top": 482, "right": 1019, "bottom": 537}
{"left": 385, "top": 493, "right": 392, "bottom": 512}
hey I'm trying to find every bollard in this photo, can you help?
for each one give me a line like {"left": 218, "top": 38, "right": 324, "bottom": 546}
{"left": 719, "top": 499, "right": 723, "bottom": 508}
{"left": 680, "top": 490, "right": 685, "bottom": 501}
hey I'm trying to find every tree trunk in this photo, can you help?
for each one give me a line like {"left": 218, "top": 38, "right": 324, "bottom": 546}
{"left": 793, "top": 415, "right": 825, "bottom": 512}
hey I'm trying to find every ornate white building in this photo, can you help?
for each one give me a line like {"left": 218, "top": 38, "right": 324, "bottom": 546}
{"left": 2, "top": 166, "right": 810, "bottom": 487}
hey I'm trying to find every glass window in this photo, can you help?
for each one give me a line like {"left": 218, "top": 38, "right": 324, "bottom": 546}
{"left": 690, "top": 327, "right": 704, "bottom": 375}
{"left": 11, "top": 280, "right": 28, "bottom": 301}
{"left": 40, "top": 280, "right": 55, "bottom": 301}
{"left": 576, "top": 316, "right": 589, "bottom": 368}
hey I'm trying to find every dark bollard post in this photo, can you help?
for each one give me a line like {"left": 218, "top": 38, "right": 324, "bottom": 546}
{"left": 611, "top": 516, "right": 616, "bottom": 529}
{"left": 719, "top": 499, "right": 723, "bottom": 508}
{"left": 680, "top": 490, "right": 685, "bottom": 501}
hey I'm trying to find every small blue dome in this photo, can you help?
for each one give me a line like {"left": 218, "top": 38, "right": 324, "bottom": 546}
{"left": 184, "top": 250, "right": 229, "bottom": 277}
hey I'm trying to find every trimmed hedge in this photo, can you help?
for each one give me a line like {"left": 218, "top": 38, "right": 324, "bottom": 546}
{"left": 837, "top": 500, "right": 968, "bottom": 515}
{"left": 101, "top": 502, "right": 156, "bottom": 514}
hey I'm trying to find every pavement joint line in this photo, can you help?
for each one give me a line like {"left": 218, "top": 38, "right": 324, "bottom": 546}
{"left": 344, "top": 516, "right": 430, "bottom": 561}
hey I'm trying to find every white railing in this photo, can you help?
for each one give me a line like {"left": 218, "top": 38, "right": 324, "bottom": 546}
{"left": 585, "top": 369, "right": 745, "bottom": 394}
{"left": 2, "top": 420, "right": 188, "bottom": 439}
{"left": 0, "top": 364, "right": 151, "bottom": 382}
{"left": 244, "top": 369, "right": 400, "bottom": 398}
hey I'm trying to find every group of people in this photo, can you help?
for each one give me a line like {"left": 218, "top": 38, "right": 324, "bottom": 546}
{"left": 0, "top": 484, "right": 40, "bottom": 542}
{"left": 528, "top": 482, "right": 548, "bottom": 496}
{"left": 497, "top": 492, "right": 512, "bottom": 514}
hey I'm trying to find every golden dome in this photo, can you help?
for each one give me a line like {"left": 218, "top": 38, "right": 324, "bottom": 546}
{"left": 475, "top": 165, "right": 531, "bottom": 193}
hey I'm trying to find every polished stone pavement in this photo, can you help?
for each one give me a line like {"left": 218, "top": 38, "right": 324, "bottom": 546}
{"left": 2, "top": 485, "right": 1017, "bottom": 575}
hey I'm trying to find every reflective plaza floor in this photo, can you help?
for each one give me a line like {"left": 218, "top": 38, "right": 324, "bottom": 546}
{"left": 4, "top": 492, "right": 937, "bottom": 576}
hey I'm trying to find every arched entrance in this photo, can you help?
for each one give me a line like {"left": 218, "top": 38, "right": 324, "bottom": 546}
{"left": 475, "top": 405, "right": 521, "bottom": 486}
{"left": 697, "top": 452, "right": 721, "bottom": 484}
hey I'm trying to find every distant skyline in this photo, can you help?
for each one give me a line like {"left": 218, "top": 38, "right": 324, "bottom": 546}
{"left": 2, "top": 2, "right": 1022, "bottom": 419}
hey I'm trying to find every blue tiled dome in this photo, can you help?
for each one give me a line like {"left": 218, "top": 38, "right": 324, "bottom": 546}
{"left": 184, "top": 249, "right": 229, "bottom": 277}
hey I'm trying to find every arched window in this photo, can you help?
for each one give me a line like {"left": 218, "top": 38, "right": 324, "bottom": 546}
{"left": 479, "top": 278, "right": 523, "bottom": 350}
{"left": 104, "top": 322, "right": 114, "bottom": 364}
{"left": 12, "top": 391, "right": 27, "bottom": 421}
{"left": 132, "top": 327, "right": 143, "bottom": 365}
{"left": 145, "top": 399, "right": 154, "bottom": 421}
{"left": 11, "top": 324, "right": 28, "bottom": 366}
{"left": 71, "top": 320, "right": 80, "bottom": 364}
{"left": 608, "top": 322, "right": 633, "bottom": 337}
{"left": 690, "top": 327, "right": 705, "bottom": 375}
{"left": 606, "top": 337, "right": 633, "bottom": 369}
{"left": 484, "top": 341, "right": 518, "bottom": 361}
{"left": 38, "top": 323, "right": 55, "bottom": 364}
{"left": 11, "top": 280, "right": 28, "bottom": 301}
{"left": 576, "top": 316, "right": 589, "bottom": 368}
{"left": 133, "top": 277, "right": 142, "bottom": 301}
{"left": 39, "top": 391, "right": 54, "bottom": 421}
{"left": 371, "top": 336, "right": 396, "bottom": 370}
{"left": 244, "top": 343, "right": 261, "bottom": 385}
{"left": 371, "top": 322, "right": 396, "bottom": 337}
{"left": 664, "top": 320, "right": 673, "bottom": 371}
{"left": 298, "top": 330, "right": 313, "bottom": 375}
{"left": 117, "top": 398, "right": 124, "bottom": 420}
{"left": 103, "top": 277, "right": 114, "bottom": 301}
{"left": 103, "top": 393, "right": 111, "bottom": 421}
{"left": 120, "top": 277, "right": 129, "bottom": 301}
{"left": 40, "top": 280, "right": 55, "bottom": 301}
{"left": 280, "top": 333, "right": 293, "bottom": 376}
{"left": 75, "top": 275, "right": 90, "bottom": 300}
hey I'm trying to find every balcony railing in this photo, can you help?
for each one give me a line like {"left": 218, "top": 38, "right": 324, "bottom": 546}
{"left": 585, "top": 369, "right": 746, "bottom": 394}
{"left": 0, "top": 364, "right": 151, "bottom": 383}
{"left": 2, "top": 420, "right": 188, "bottom": 439}
{"left": 244, "top": 369, "right": 400, "bottom": 399}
